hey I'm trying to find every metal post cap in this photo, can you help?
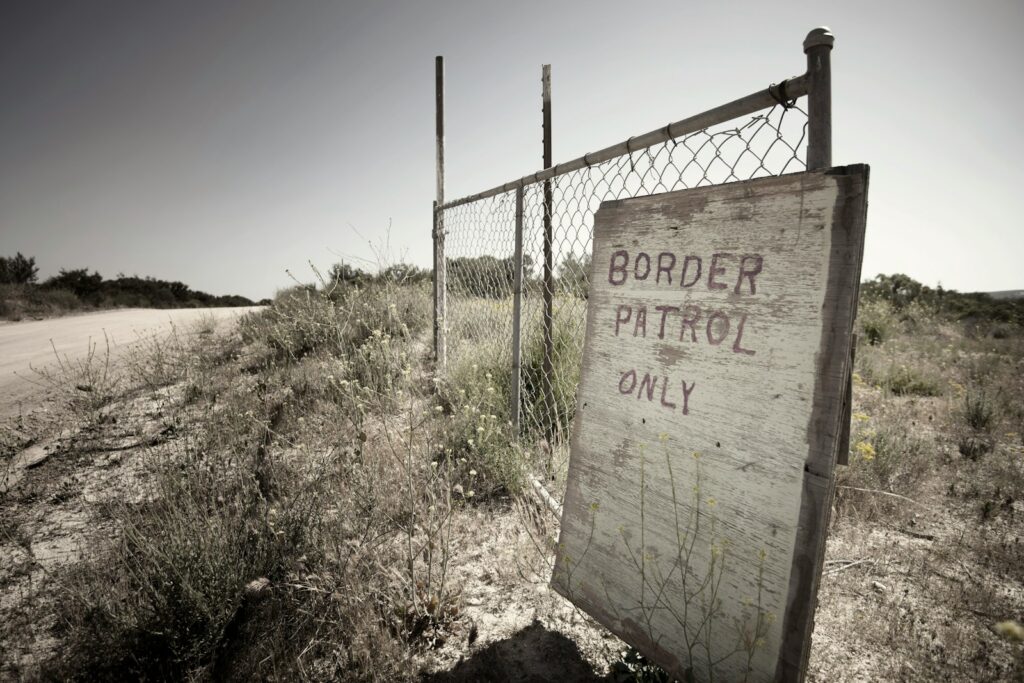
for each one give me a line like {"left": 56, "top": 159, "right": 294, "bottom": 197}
{"left": 803, "top": 27, "right": 835, "bottom": 52}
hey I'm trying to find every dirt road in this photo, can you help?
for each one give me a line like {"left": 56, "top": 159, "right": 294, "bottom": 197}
{"left": 0, "top": 307, "right": 259, "bottom": 417}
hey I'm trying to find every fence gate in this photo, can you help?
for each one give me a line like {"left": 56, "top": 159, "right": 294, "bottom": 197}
{"left": 433, "top": 27, "right": 837, "bottom": 486}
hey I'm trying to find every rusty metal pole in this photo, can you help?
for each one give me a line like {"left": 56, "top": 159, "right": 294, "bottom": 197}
{"left": 541, "top": 64, "right": 555, "bottom": 451}
{"left": 434, "top": 56, "right": 447, "bottom": 372}
{"left": 804, "top": 27, "right": 833, "bottom": 170}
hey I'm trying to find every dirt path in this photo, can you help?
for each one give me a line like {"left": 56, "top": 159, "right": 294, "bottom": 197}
{"left": 0, "top": 307, "right": 259, "bottom": 417}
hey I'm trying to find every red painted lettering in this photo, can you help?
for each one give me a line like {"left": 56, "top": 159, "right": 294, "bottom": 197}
{"left": 655, "top": 305, "right": 679, "bottom": 340}
{"left": 633, "top": 306, "right": 647, "bottom": 337}
{"left": 634, "top": 252, "right": 651, "bottom": 280}
{"left": 706, "top": 310, "right": 730, "bottom": 345}
{"left": 656, "top": 252, "right": 676, "bottom": 285}
{"left": 708, "top": 252, "right": 732, "bottom": 290}
{"left": 618, "top": 369, "right": 637, "bottom": 394}
{"left": 660, "top": 378, "right": 677, "bottom": 409}
{"left": 732, "top": 312, "right": 755, "bottom": 355}
{"left": 609, "top": 250, "right": 628, "bottom": 285}
{"left": 679, "top": 304, "right": 701, "bottom": 342}
{"left": 735, "top": 255, "right": 763, "bottom": 295}
{"left": 680, "top": 380, "right": 696, "bottom": 415}
{"left": 637, "top": 373, "right": 658, "bottom": 401}
{"left": 680, "top": 255, "right": 702, "bottom": 288}
{"left": 615, "top": 305, "right": 632, "bottom": 336}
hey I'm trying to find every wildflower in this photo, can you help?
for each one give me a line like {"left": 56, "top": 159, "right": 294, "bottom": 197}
{"left": 467, "top": 490, "right": 475, "bottom": 498}
{"left": 487, "top": 386, "right": 495, "bottom": 393}
{"left": 434, "top": 405, "right": 444, "bottom": 413}
{"left": 476, "top": 426, "right": 485, "bottom": 434}
{"left": 692, "top": 451, "right": 701, "bottom": 460}
{"left": 995, "top": 620, "right": 1024, "bottom": 642}
{"left": 431, "top": 461, "right": 438, "bottom": 468}
{"left": 706, "top": 497, "right": 717, "bottom": 508}
{"left": 469, "top": 469, "right": 477, "bottom": 477}
{"left": 855, "top": 440, "right": 876, "bottom": 461}
{"left": 852, "top": 412, "right": 870, "bottom": 423}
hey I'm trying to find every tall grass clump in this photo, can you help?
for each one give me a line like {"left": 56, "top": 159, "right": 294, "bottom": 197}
{"left": 519, "top": 301, "right": 585, "bottom": 444}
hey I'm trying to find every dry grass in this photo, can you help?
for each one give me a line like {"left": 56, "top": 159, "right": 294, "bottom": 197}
{"left": 1, "top": 282, "right": 1023, "bottom": 681}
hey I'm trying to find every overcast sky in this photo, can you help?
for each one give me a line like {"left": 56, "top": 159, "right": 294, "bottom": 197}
{"left": 2, "top": 0, "right": 1022, "bottom": 300}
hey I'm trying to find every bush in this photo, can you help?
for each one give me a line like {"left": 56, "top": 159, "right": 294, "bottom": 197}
{"left": 879, "top": 363, "right": 943, "bottom": 397}
{"left": 858, "top": 299, "right": 896, "bottom": 346}
{"left": 0, "top": 252, "right": 39, "bottom": 284}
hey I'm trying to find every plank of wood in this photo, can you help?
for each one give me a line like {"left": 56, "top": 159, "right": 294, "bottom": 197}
{"left": 552, "top": 166, "right": 869, "bottom": 683}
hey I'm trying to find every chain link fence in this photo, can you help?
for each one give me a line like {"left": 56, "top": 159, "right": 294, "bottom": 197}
{"left": 438, "top": 82, "right": 814, "bottom": 491}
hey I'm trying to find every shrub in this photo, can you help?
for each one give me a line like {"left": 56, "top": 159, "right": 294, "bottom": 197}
{"left": 0, "top": 252, "right": 39, "bottom": 284}
{"left": 879, "top": 363, "right": 943, "bottom": 397}
{"left": 437, "top": 363, "right": 525, "bottom": 498}
{"left": 858, "top": 299, "right": 896, "bottom": 346}
{"left": 962, "top": 386, "right": 997, "bottom": 432}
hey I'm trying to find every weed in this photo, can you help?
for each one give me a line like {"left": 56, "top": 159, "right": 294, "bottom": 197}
{"left": 962, "top": 386, "right": 997, "bottom": 432}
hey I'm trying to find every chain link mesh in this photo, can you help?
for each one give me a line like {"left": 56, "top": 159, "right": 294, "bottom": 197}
{"left": 441, "top": 103, "right": 808, "bottom": 489}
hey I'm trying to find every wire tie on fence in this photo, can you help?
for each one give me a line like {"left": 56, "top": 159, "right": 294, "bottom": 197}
{"left": 769, "top": 80, "right": 797, "bottom": 110}
{"left": 625, "top": 136, "right": 638, "bottom": 172}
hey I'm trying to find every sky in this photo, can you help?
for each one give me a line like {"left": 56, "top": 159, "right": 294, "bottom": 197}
{"left": 2, "top": 0, "right": 1022, "bottom": 300}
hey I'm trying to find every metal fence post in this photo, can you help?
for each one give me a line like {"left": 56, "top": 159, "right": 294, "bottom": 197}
{"left": 510, "top": 186, "right": 525, "bottom": 433}
{"left": 541, "top": 64, "right": 555, "bottom": 447}
{"left": 434, "top": 56, "right": 447, "bottom": 372}
{"left": 804, "top": 27, "right": 833, "bottom": 170}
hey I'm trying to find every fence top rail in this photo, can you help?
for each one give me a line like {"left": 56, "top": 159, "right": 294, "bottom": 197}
{"left": 439, "top": 73, "right": 809, "bottom": 212}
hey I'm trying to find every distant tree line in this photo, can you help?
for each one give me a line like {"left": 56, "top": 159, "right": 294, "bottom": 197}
{"left": 327, "top": 261, "right": 432, "bottom": 288}
{"left": 444, "top": 252, "right": 593, "bottom": 299}
{"left": 861, "top": 273, "right": 1024, "bottom": 325}
{"left": 0, "top": 253, "right": 255, "bottom": 311}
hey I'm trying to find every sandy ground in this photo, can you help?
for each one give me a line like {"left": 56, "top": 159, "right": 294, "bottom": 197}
{"left": 0, "top": 307, "right": 259, "bottom": 418}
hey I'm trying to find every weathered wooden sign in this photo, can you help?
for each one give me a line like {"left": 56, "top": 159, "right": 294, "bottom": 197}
{"left": 552, "top": 166, "right": 869, "bottom": 682}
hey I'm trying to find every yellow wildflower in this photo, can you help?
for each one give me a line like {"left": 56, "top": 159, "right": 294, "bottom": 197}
{"left": 855, "top": 440, "right": 876, "bottom": 461}
{"left": 995, "top": 620, "right": 1024, "bottom": 642}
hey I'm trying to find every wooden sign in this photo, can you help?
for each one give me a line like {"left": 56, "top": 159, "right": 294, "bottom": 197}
{"left": 552, "top": 166, "right": 869, "bottom": 682}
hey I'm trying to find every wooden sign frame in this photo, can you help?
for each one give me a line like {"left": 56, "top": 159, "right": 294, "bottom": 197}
{"left": 552, "top": 166, "right": 869, "bottom": 682}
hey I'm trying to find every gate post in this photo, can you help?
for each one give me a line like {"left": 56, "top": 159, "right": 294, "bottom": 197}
{"left": 510, "top": 186, "right": 525, "bottom": 433}
{"left": 541, "top": 64, "right": 555, "bottom": 446}
{"left": 804, "top": 27, "right": 833, "bottom": 170}
{"left": 434, "top": 56, "right": 447, "bottom": 371}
